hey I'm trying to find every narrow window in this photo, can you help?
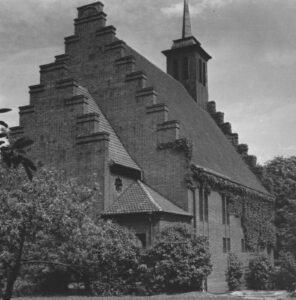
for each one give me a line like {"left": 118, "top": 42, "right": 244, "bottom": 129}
{"left": 222, "top": 195, "right": 226, "bottom": 224}
{"left": 227, "top": 238, "right": 231, "bottom": 252}
{"left": 241, "top": 239, "right": 246, "bottom": 252}
{"left": 199, "top": 189, "right": 204, "bottom": 222}
{"left": 222, "top": 194, "right": 230, "bottom": 225}
{"left": 136, "top": 233, "right": 147, "bottom": 248}
{"left": 173, "top": 59, "right": 179, "bottom": 79}
{"left": 199, "top": 59, "right": 203, "bottom": 83}
{"left": 202, "top": 62, "right": 207, "bottom": 86}
{"left": 183, "top": 57, "right": 189, "bottom": 79}
{"left": 226, "top": 197, "right": 230, "bottom": 225}
{"left": 223, "top": 238, "right": 227, "bottom": 253}
{"left": 204, "top": 193, "right": 209, "bottom": 222}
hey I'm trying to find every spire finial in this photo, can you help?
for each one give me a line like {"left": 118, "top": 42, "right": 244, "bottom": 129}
{"left": 182, "top": 0, "right": 192, "bottom": 39}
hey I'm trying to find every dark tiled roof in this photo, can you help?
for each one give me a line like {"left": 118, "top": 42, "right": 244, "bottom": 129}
{"left": 78, "top": 86, "right": 140, "bottom": 171}
{"left": 103, "top": 180, "right": 191, "bottom": 216}
{"left": 126, "top": 46, "right": 268, "bottom": 195}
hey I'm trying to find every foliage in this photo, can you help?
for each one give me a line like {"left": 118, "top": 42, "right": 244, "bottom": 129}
{"left": 187, "top": 164, "right": 275, "bottom": 251}
{"left": 139, "top": 223, "right": 212, "bottom": 295}
{"left": 273, "top": 252, "right": 296, "bottom": 291}
{"left": 245, "top": 254, "right": 274, "bottom": 290}
{"left": 157, "top": 138, "right": 193, "bottom": 163}
{"left": 226, "top": 253, "right": 243, "bottom": 291}
{"left": 0, "top": 108, "right": 36, "bottom": 179}
{"left": 0, "top": 167, "right": 141, "bottom": 300}
{"left": 0, "top": 167, "right": 96, "bottom": 300}
{"left": 259, "top": 156, "right": 296, "bottom": 257}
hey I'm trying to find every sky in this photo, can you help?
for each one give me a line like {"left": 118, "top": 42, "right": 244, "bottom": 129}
{"left": 0, "top": 0, "right": 295, "bottom": 164}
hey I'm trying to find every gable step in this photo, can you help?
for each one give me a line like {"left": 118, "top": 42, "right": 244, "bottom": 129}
{"left": 64, "top": 95, "right": 88, "bottom": 106}
{"left": 207, "top": 101, "right": 216, "bottom": 115}
{"left": 19, "top": 105, "right": 34, "bottom": 115}
{"left": 29, "top": 84, "right": 45, "bottom": 94}
{"left": 135, "top": 87, "right": 157, "bottom": 105}
{"left": 76, "top": 113, "right": 100, "bottom": 135}
{"left": 76, "top": 131, "right": 110, "bottom": 145}
{"left": 55, "top": 54, "right": 70, "bottom": 63}
{"left": 125, "top": 71, "right": 147, "bottom": 88}
{"left": 146, "top": 103, "right": 168, "bottom": 124}
{"left": 64, "top": 35, "right": 80, "bottom": 45}
{"left": 114, "top": 55, "right": 136, "bottom": 73}
{"left": 221, "top": 122, "right": 232, "bottom": 135}
{"left": 96, "top": 25, "right": 116, "bottom": 39}
{"left": 157, "top": 120, "right": 180, "bottom": 143}
{"left": 40, "top": 61, "right": 69, "bottom": 83}
{"left": 9, "top": 126, "right": 24, "bottom": 137}
{"left": 56, "top": 78, "right": 79, "bottom": 89}
{"left": 105, "top": 40, "right": 126, "bottom": 57}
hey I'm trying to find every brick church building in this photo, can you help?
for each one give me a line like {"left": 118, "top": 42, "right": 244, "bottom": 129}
{"left": 11, "top": 0, "right": 274, "bottom": 292}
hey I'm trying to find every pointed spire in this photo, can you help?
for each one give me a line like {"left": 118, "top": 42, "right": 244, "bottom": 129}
{"left": 182, "top": 0, "right": 192, "bottom": 39}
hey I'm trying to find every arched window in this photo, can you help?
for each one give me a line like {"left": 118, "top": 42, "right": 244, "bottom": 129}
{"left": 183, "top": 57, "right": 189, "bottom": 79}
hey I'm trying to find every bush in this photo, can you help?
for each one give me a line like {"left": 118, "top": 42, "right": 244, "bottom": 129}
{"left": 246, "top": 254, "right": 274, "bottom": 290}
{"left": 274, "top": 252, "right": 296, "bottom": 291}
{"left": 139, "top": 223, "right": 212, "bottom": 294}
{"left": 226, "top": 253, "right": 243, "bottom": 291}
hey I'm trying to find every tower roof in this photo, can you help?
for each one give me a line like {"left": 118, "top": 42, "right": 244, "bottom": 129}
{"left": 182, "top": 0, "right": 192, "bottom": 38}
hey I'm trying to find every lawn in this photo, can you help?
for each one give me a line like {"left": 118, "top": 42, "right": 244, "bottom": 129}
{"left": 13, "top": 290, "right": 292, "bottom": 300}
{"left": 14, "top": 295, "right": 240, "bottom": 300}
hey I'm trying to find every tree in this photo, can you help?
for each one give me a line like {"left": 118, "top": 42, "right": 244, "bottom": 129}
{"left": 259, "top": 156, "right": 296, "bottom": 256}
{"left": 0, "top": 167, "right": 98, "bottom": 300}
{"left": 226, "top": 253, "right": 243, "bottom": 291}
{"left": 0, "top": 108, "right": 36, "bottom": 179}
{"left": 140, "top": 223, "right": 212, "bottom": 294}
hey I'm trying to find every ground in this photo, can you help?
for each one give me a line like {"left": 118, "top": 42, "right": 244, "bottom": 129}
{"left": 14, "top": 290, "right": 292, "bottom": 300}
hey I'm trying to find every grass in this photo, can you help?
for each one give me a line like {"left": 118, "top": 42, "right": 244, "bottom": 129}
{"left": 13, "top": 293, "right": 248, "bottom": 300}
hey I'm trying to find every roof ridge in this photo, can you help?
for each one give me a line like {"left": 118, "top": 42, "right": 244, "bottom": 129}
{"left": 137, "top": 180, "right": 162, "bottom": 211}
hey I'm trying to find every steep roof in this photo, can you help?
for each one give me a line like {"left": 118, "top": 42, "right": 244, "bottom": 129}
{"left": 78, "top": 86, "right": 140, "bottom": 171}
{"left": 125, "top": 46, "right": 268, "bottom": 195}
{"left": 103, "top": 180, "right": 191, "bottom": 216}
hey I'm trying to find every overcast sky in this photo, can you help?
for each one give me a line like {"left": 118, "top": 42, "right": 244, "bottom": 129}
{"left": 0, "top": 0, "right": 295, "bottom": 163}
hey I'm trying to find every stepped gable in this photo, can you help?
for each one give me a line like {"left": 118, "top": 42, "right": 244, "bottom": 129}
{"left": 104, "top": 180, "right": 191, "bottom": 216}
{"left": 77, "top": 86, "right": 141, "bottom": 172}
{"left": 124, "top": 46, "right": 267, "bottom": 195}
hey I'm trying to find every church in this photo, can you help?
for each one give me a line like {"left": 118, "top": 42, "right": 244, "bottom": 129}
{"left": 11, "top": 1, "right": 274, "bottom": 292}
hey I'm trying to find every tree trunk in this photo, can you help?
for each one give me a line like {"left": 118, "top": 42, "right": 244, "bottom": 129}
{"left": 2, "top": 231, "right": 25, "bottom": 300}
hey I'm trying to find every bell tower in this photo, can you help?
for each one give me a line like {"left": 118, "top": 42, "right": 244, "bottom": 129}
{"left": 162, "top": 0, "right": 211, "bottom": 110}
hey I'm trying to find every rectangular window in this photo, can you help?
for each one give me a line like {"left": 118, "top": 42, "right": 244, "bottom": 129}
{"left": 223, "top": 238, "right": 227, "bottom": 253}
{"left": 199, "top": 59, "right": 203, "bottom": 83}
{"left": 222, "top": 194, "right": 230, "bottom": 225}
{"left": 223, "top": 238, "right": 231, "bottom": 253}
{"left": 202, "top": 62, "right": 207, "bottom": 86}
{"left": 173, "top": 60, "right": 179, "bottom": 79}
{"left": 183, "top": 57, "right": 189, "bottom": 79}
{"left": 199, "top": 189, "right": 203, "bottom": 222}
{"left": 222, "top": 195, "right": 226, "bottom": 224}
{"left": 204, "top": 193, "right": 208, "bottom": 222}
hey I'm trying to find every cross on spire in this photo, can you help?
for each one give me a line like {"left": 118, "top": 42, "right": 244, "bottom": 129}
{"left": 182, "top": 0, "right": 192, "bottom": 39}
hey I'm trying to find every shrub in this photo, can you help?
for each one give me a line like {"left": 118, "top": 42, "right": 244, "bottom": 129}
{"left": 139, "top": 223, "right": 212, "bottom": 294}
{"left": 273, "top": 252, "right": 296, "bottom": 291}
{"left": 245, "top": 254, "right": 274, "bottom": 290}
{"left": 226, "top": 253, "right": 243, "bottom": 291}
